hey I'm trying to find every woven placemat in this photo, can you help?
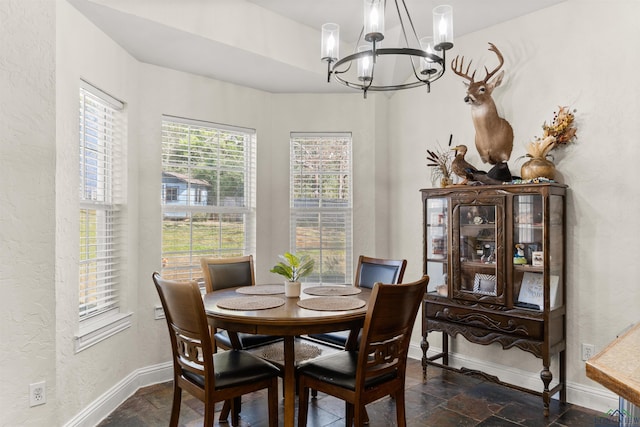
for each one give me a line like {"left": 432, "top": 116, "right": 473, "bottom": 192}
{"left": 297, "top": 296, "right": 366, "bottom": 311}
{"left": 257, "top": 342, "right": 322, "bottom": 363}
{"left": 303, "top": 285, "right": 362, "bottom": 296}
{"left": 216, "top": 296, "right": 285, "bottom": 311}
{"left": 236, "top": 285, "right": 285, "bottom": 295}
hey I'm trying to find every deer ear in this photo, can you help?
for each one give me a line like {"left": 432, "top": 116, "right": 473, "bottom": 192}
{"left": 462, "top": 81, "right": 470, "bottom": 88}
{"left": 488, "top": 70, "right": 505, "bottom": 90}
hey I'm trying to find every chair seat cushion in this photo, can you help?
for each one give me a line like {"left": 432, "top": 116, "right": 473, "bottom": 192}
{"left": 214, "top": 330, "right": 283, "bottom": 349}
{"left": 297, "top": 351, "right": 396, "bottom": 391}
{"left": 307, "top": 330, "right": 351, "bottom": 348}
{"left": 183, "top": 350, "right": 280, "bottom": 390}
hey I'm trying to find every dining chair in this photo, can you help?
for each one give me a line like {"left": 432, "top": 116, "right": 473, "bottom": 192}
{"left": 306, "top": 255, "right": 407, "bottom": 348}
{"left": 200, "top": 255, "right": 283, "bottom": 351}
{"left": 296, "top": 275, "right": 429, "bottom": 427}
{"left": 152, "top": 272, "right": 280, "bottom": 427}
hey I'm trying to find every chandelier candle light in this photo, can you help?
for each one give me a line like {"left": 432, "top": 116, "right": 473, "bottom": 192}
{"left": 321, "top": 1, "right": 453, "bottom": 98}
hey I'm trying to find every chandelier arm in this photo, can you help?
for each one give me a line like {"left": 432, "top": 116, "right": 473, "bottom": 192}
{"left": 398, "top": 0, "right": 421, "bottom": 46}
{"left": 394, "top": 0, "right": 410, "bottom": 47}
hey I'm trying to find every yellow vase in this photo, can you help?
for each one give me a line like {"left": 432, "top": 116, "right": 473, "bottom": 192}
{"left": 440, "top": 177, "right": 453, "bottom": 188}
{"left": 521, "top": 157, "right": 556, "bottom": 180}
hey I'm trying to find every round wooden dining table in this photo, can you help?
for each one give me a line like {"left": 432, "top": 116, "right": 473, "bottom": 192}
{"left": 203, "top": 283, "right": 372, "bottom": 427}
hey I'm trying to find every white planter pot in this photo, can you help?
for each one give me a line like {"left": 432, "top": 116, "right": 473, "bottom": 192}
{"left": 284, "top": 281, "right": 301, "bottom": 298}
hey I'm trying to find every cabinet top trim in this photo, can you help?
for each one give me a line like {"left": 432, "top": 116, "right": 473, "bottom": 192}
{"left": 420, "top": 183, "right": 567, "bottom": 197}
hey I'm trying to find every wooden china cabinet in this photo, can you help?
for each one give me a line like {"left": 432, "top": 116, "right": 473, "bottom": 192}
{"left": 420, "top": 183, "right": 567, "bottom": 416}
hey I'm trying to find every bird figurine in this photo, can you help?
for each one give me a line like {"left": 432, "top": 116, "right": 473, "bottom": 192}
{"left": 451, "top": 145, "right": 480, "bottom": 185}
{"left": 451, "top": 145, "right": 505, "bottom": 185}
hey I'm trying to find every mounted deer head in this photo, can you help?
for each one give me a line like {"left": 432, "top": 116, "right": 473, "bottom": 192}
{"left": 451, "top": 42, "right": 513, "bottom": 166}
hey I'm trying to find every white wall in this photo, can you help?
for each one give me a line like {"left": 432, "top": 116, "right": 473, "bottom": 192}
{"left": 55, "top": 1, "right": 142, "bottom": 424}
{"left": 390, "top": 0, "right": 640, "bottom": 411}
{"left": 0, "top": 1, "right": 56, "bottom": 425}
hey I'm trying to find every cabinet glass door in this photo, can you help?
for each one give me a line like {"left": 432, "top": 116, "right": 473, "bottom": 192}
{"left": 425, "top": 197, "right": 448, "bottom": 295}
{"left": 512, "top": 193, "right": 564, "bottom": 310}
{"left": 452, "top": 198, "right": 505, "bottom": 304}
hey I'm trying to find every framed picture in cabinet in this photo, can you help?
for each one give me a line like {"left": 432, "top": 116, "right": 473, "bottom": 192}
{"left": 473, "top": 273, "right": 497, "bottom": 296}
{"left": 518, "top": 272, "right": 560, "bottom": 309}
{"left": 531, "top": 251, "right": 544, "bottom": 267}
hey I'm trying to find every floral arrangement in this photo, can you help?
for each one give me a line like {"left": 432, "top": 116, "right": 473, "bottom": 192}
{"left": 525, "top": 106, "right": 577, "bottom": 159}
{"left": 427, "top": 134, "right": 454, "bottom": 186}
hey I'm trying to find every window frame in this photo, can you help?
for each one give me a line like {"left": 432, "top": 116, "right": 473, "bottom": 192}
{"left": 76, "top": 81, "right": 130, "bottom": 353}
{"left": 289, "top": 132, "right": 353, "bottom": 284}
{"left": 160, "top": 116, "right": 257, "bottom": 282}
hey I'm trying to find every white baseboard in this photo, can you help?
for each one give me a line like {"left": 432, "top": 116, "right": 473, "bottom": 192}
{"left": 408, "top": 343, "right": 617, "bottom": 414}
{"left": 62, "top": 362, "right": 173, "bottom": 427}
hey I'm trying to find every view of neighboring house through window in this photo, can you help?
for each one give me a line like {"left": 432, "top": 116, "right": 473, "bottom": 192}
{"left": 290, "top": 132, "right": 353, "bottom": 283}
{"left": 161, "top": 116, "right": 256, "bottom": 281}
{"left": 79, "top": 82, "right": 125, "bottom": 322}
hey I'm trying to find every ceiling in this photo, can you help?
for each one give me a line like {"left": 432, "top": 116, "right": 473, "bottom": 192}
{"left": 68, "top": 0, "right": 565, "bottom": 94}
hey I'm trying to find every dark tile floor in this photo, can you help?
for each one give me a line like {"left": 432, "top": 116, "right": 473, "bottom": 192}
{"left": 98, "top": 358, "right": 610, "bottom": 426}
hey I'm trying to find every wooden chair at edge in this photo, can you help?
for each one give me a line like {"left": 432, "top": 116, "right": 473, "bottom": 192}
{"left": 151, "top": 272, "right": 280, "bottom": 427}
{"left": 297, "top": 275, "right": 429, "bottom": 427}
{"left": 306, "top": 255, "right": 408, "bottom": 348}
{"left": 200, "top": 255, "right": 283, "bottom": 352}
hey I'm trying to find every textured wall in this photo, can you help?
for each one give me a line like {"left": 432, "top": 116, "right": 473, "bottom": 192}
{"left": 7, "top": 1, "right": 637, "bottom": 425}
{"left": 0, "top": 0, "right": 57, "bottom": 425}
{"left": 55, "top": 1, "right": 140, "bottom": 425}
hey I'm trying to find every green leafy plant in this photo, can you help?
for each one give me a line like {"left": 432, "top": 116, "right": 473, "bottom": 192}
{"left": 270, "top": 252, "right": 314, "bottom": 282}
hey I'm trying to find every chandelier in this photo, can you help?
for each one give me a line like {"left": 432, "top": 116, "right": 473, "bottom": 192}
{"left": 321, "top": 1, "right": 453, "bottom": 98}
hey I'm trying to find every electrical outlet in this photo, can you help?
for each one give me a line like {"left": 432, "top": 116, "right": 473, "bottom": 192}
{"left": 154, "top": 305, "right": 165, "bottom": 320}
{"left": 29, "top": 381, "right": 46, "bottom": 407}
{"left": 582, "top": 343, "right": 595, "bottom": 361}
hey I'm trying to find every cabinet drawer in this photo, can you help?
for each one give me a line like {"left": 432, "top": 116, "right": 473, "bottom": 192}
{"left": 425, "top": 301, "right": 544, "bottom": 340}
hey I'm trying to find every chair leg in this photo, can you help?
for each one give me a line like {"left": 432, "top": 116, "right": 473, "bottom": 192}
{"left": 345, "top": 402, "right": 354, "bottom": 426}
{"left": 169, "top": 385, "right": 182, "bottom": 427}
{"left": 230, "top": 397, "right": 240, "bottom": 426}
{"left": 297, "top": 383, "right": 310, "bottom": 427}
{"left": 268, "top": 378, "right": 279, "bottom": 427}
{"left": 204, "top": 399, "right": 216, "bottom": 427}
{"left": 394, "top": 390, "right": 406, "bottom": 427}
{"left": 220, "top": 400, "right": 231, "bottom": 422}
{"left": 311, "top": 388, "right": 317, "bottom": 398}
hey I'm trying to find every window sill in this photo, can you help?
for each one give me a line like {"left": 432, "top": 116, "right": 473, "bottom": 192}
{"left": 75, "top": 311, "right": 132, "bottom": 353}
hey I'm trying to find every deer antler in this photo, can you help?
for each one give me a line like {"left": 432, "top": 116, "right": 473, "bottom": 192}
{"left": 482, "top": 43, "right": 504, "bottom": 83}
{"left": 451, "top": 55, "right": 476, "bottom": 83}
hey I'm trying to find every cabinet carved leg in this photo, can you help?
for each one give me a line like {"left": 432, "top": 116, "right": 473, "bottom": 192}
{"left": 421, "top": 334, "right": 429, "bottom": 381}
{"left": 540, "top": 366, "right": 552, "bottom": 417}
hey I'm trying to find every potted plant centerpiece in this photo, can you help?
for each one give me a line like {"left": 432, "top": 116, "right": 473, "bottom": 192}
{"left": 270, "top": 252, "right": 314, "bottom": 298}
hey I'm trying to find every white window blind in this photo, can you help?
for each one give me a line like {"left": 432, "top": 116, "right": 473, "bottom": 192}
{"left": 79, "top": 82, "right": 125, "bottom": 321}
{"left": 161, "top": 116, "right": 256, "bottom": 281}
{"left": 290, "top": 133, "right": 352, "bottom": 283}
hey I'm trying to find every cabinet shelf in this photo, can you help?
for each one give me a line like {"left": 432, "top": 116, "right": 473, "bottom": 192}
{"left": 513, "top": 265, "right": 544, "bottom": 273}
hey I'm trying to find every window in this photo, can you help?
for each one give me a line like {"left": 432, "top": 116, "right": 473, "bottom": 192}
{"left": 290, "top": 133, "right": 352, "bottom": 283}
{"left": 165, "top": 186, "right": 178, "bottom": 202}
{"left": 78, "top": 82, "right": 129, "bottom": 351}
{"left": 161, "top": 116, "right": 256, "bottom": 281}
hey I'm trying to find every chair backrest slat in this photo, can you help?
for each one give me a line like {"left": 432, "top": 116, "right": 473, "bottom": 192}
{"left": 153, "top": 272, "right": 214, "bottom": 385}
{"left": 356, "top": 276, "right": 429, "bottom": 389}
